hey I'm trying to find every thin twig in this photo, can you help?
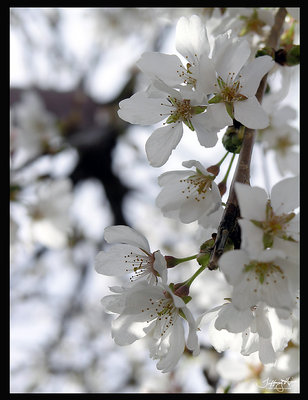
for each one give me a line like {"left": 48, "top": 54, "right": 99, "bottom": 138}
{"left": 208, "top": 7, "right": 287, "bottom": 270}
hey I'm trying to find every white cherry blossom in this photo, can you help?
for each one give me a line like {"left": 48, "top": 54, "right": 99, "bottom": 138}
{"left": 227, "top": 8, "right": 275, "bottom": 39}
{"left": 156, "top": 159, "right": 222, "bottom": 225}
{"left": 118, "top": 80, "right": 220, "bottom": 167}
{"left": 11, "top": 91, "right": 61, "bottom": 168}
{"left": 25, "top": 178, "right": 73, "bottom": 249}
{"left": 257, "top": 102, "right": 299, "bottom": 176}
{"left": 95, "top": 225, "right": 167, "bottom": 285}
{"left": 207, "top": 54, "right": 274, "bottom": 129}
{"left": 198, "top": 300, "right": 293, "bottom": 365}
{"left": 136, "top": 15, "right": 215, "bottom": 96}
{"left": 101, "top": 280, "right": 200, "bottom": 373}
{"left": 218, "top": 248, "right": 299, "bottom": 313}
{"left": 235, "top": 177, "right": 299, "bottom": 258}
{"left": 261, "top": 123, "right": 299, "bottom": 176}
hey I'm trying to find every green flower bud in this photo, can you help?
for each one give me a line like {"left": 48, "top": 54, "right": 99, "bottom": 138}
{"left": 197, "top": 236, "right": 215, "bottom": 267}
{"left": 222, "top": 125, "right": 244, "bottom": 153}
{"left": 199, "top": 237, "right": 215, "bottom": 252}
{"left": 197, "top": 252, "right": 210, "bottom": 268}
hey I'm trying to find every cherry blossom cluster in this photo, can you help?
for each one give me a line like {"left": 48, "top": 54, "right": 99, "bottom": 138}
{"left": 95, "top": 9, "right": 299, "bottom": 378}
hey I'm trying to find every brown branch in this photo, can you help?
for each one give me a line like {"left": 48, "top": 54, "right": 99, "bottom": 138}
{"left": 208, "top": 7, "right": 288, "bottom": 270}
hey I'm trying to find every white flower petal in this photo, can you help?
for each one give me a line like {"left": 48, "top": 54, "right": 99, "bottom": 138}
{"left": 231, "top": 277, "right": 260, "bottom": 311}
{"left": 254, "top": 307, "right": 272, "bottom": 339}
{"left": 219, "top": 249, "right": 249, "bottom": 285}
{"left": 276, "top": 150, "right": 299, "bottom": 176}
{"left": 239, "top": 56, "right": 275, "bottom": 97}
{"left": 111, "top": 313, "right": 147, "bottom": 345}
{"left": 207, "top": 103, "right": 233, "bottom": 128}
{"left": 118, "top": 91, "right": 166, "bottom": 125}
{"left": 212, "top": 33, "right": 251, "bottom": 81}
{"left": 270, "top": 176, "right": 299, "bottom": 215}
{"left": 178, "top": 198, "right": 207, "bottom": 223}
{"left": 157, "top": 170, "right": 191, "bottom": 187}
{"left": 196, "top": 305, "right": 221, "bottom": 328}
{"left": 181, "top": 159, "right": 207, "bottom": 174}
{"left": 153, "top": 250, "right": 168, "bottom": 283}
{"left": 269, "top": 308, "right": 293, "bottom": 351}
{"left": 149, "top": 78, "right": 182, "bottom": 100}
{"left": 235, "top": 182, "right": 267, "bottom": 220}
{"left": 258, "top": 249, "right": 286, "bottom": 262}
{"left": 95, "top": 244, "right": 141, "bottom": 276}
{"left": 182, "top": 307, "right": 200, "bottom": 355}
{"left": 260, "top": 272, "right": 294, "bottom": 311}
{"left": 273, "top": 239, "right": 299, "bottom": 269}
{"left": 108, "top": 286, "right": 125, "bottom": 294}
{"left": 198, "top": 205, "right": 223, "bottom": 230}
{"left": 145, "top": 123, "right": 183, "bottom": 167}
{"left": 238, "top": 219, "right": 264, "bottom": 256}
{"left": 215, "top": 303, "right": 253, "bottom": 333}
{"left": 156, "top": 318, "right": 185, "bottom": 373}
{"left": 122, "top": 283, "right": 163, "bottom": 315}
{"left": 192, "top": 112, "right": 220, "bottom": 147}
{"left": 156, "top": 180, "right": 193, "bottom": 213}
{"left": 176, "top": 15, "right": 210, "bottom": 62}
{"left": 104, "top": 225, "right": 151, "bottom": 253}
{"left": 233, "top": 97, "right": 269, "bottom": 129}
{"left": 101, "top": 293, "right": 125, "bottom": 314}
{"left": 241, "top": 329, "right": 259, "bottom": 356}
{"left": 208, "top": 318, "right": 240, "bottom": 353}
{"left": 271, "top": 105, "right": 297, "bottom": 127}
{"left": 197, "top": 53, "right": 217, "bottom": 94}
{"left": 258, "top": 337, "right": 276, "bottom": 364}
{"left": 136, "top": 52, "right": 183, "bottom": 86}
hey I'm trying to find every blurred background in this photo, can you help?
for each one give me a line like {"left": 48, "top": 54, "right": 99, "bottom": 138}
{"left": 10, "top": 8, "right": 299, "bottom": 393}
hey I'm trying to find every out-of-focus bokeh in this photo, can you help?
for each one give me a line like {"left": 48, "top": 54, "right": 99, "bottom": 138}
{"left": 10, "top": 8, "right": 299, "bottom": 393}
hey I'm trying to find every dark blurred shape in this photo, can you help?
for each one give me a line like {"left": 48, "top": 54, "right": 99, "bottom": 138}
{"left": 10, "top": 72, "right": 137, "bottom": 227}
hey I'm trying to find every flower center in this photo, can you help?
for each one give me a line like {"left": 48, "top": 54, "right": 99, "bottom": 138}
{"left": 174, "top": 98, "right": 193, "bottom": 120}
{"left": 217, "top": 74, "right": 247, "bottom": 103}
{"left": 141, "top": 295, "right": 177, "bottom": 336}
{"left": 250, "top": 200, "right": 296, "bottom": 248}
{"left": 244, "top": 260, "right": 284, "bottom": 284}
{"left": 274, "top": 135, "right": 293, "bottom": 155}
{"left": 161, "top": 96, "right": 206, "bottom": 131}
{"left": 239, "top": 9, "right": 266, "bottom": 36}
{"left": 179, "top": 172, "right": 214, "bottom": 202}
{"left": 208, "top": 73, "right": 247, "bottom": 118}
{"left": 124, "top": 251, "right": 157, "bottom": 283}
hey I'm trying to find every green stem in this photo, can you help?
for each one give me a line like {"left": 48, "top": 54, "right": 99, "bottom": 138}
{"left": 165, "top": 254, "right": 198, "bottom": 268}
{"left": 175, "top": 254, "right": 198, "bottom": 264}
{"left": 221, "top": 152, "right": 236, "bottom": 183}
{"left": 217, "top": 151, "right": 229, "bottom": 166}
{"left": 184, "top": 264, "right": 207, "bottom": 287}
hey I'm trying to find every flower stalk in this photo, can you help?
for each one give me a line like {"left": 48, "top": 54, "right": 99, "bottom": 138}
{"left": 165, "top": 254, "right": 198, "bottom": 268}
